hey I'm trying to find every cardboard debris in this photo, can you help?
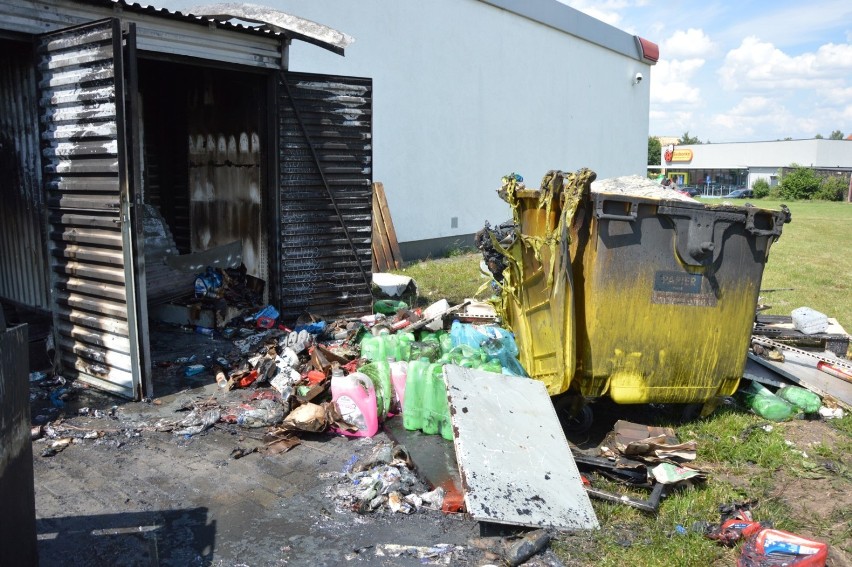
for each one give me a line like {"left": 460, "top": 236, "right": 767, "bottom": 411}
{"left": 282, "top": 402, "right": 329, "bottom": 432}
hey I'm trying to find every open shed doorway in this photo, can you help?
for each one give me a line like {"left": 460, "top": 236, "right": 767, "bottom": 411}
{"left": 136, "top": 58, "right": 272, "bottom": 396}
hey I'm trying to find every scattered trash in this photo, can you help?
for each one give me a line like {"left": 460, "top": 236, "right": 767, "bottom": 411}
{"left": 185, "top": 364, "right": 206, "bottom": 377}
{"left": 229, "top": 446, "right": 258, "bottom": 460}
{"left": 739, "top": 381, "right": 795, "bottom": 421}
{"left": 704, "top": 501, "right": 828, "bottom": 566}
{"left": 41, "top": 437, "right": 73, "bottom": 457}
{"left": 370, "top": 543, "right": 463, "bottom": 565}
{"left": 573, "top": 419, "right": 706, "bottom": 513}
{"left": 282, "top": 402, "right": 332, "bottom": 433}
{"left": 816, "top": 361, "right": 852, "bottom": 383}
{"left": 29, "top": 371, "right": 47, "bottom": 382}
{"left": 818, "top": 406, "right": 844, "bottom": 419}
{"left": 503, "top": 529, "right": 552, "bottom": 567}
{"left": 174, "top": 408, "right": 221, "bottom": 436}
{"left": 235, "top": 399, "right": 285, "bottom": 429}
{"left": 328, "top": 442, "right": 437, "bottom": 515}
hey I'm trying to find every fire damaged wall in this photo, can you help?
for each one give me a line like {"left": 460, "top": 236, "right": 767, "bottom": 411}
{"left": 139, "top": 62, "right": 267, "bottom": 286}
{"left": 278, "top": 72, "right": 374, "bottom": 322}
{"left": 0, "top": 41, "right": 49, "bottom": 311}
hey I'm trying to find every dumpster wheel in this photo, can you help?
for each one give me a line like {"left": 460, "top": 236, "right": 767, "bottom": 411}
{"left": 553, "top": 395, "right": 594, "bottom": 434}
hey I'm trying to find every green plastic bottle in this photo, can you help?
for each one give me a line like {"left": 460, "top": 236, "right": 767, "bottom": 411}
{"left": 447, "top": 344, "right": 477, "bottom": 364}
{"left": 437, "top": 331, "right": 452, "bottom": 355}
{"left": 382, "top": 334, "right": 400, "bottom": 361}
{"left": 742, "top": 381, "right": 795, "bottom": 421}
{"left": 374, "top": 299, "right": 408, "bottom": 314}
{"left": 422, "top": 362, "right": 444, "bottom": 435}
{"left": 480, "top": 358, "right": 503, "bottom": 373}
{"left": 776, "top": 386, "right": 821, "bottom": 413}
{"left": 359, "top": 334, "right": 386, "bottom": 362}
{"left": 402, "top": 358, "right": 428, "bottom": 431}
{"left": 396, "top": 331, "right": 415, "bottom": 361}
{"left": 419, "top": 330, "right": 439, "bottom": 344}
{"left": 359, "top": 360, "right": 392, "bottom": 421}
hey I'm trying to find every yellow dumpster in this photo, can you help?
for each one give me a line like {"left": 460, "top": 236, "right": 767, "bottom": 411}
{"left": 491, "top": 171, "right": 789, "bottom": 411}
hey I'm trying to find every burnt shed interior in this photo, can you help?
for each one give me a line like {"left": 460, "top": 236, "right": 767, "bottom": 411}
{"left": 137, "top": 59, "right": 269, "bottom": 308}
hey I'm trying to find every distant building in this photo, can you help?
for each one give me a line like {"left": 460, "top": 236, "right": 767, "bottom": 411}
{"left": 655, "top": 139, "right": 852, "bottom": 198}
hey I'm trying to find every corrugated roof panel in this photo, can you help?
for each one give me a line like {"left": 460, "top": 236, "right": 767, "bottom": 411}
{"left": 0, "top": 0, "right": 282, "bottom": 69}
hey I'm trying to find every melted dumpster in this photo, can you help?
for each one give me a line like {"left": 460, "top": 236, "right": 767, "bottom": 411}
{"left": 487, "top": 172, "right": 790, "bottom": 408}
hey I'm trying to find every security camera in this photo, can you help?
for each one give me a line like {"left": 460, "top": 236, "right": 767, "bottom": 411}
{"left": 634, "top": 72, "right": 643, "bottom": 84}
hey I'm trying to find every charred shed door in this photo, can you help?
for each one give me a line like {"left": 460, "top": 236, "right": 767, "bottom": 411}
{"left": 278, "top": 72, "right": 373, "bottom": 322}
{"left": 37, "top": 19, "right": 147, "bottom": 399}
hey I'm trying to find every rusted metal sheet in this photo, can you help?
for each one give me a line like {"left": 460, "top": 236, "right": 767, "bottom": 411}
{"left": 38, "top": 19, "right": 142, "bottom": 399}
{"left": 0, "top": 0, "right": 282, "bottom": 69}
{"left": 0, "top": 41, "right": 50, "bottom": 310}
{"left": 444, "top": 366, "right": 599, "bottom": 531}
{"left": 278, "top": 72, "right": 373, "bottom": 322}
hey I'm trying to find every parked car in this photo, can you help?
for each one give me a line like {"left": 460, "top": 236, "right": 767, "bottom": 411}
{"left": 681, "top": 185, "right": 702, "bottom": 197}
{"left": 725, "top": 188, "right": 753, "bottom": 199}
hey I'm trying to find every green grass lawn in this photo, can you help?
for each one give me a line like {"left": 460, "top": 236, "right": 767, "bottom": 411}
{"left": 750, "top": 199, "right": 851, "bottom": 331}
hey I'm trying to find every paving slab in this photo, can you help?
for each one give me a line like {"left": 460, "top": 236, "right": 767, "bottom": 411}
{"left": 31, "top": 382, "right": 483, "bottom": 566}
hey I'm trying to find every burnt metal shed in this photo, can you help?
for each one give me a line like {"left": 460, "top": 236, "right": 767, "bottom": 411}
{"left": 0, "top": 0, "right": 373, "bottom": 399}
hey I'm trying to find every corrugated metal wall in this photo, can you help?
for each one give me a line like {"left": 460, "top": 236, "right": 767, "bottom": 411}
{"left": 278, "top": 72, "right": 373, "bottom": 322}
{"left": 0, "top": 41, "right": 50, "bottom": 310}
{"left": 38, "top": 19, "right": 140, "bottom": 398}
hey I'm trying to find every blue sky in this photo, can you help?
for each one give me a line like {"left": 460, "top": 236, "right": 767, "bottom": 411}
{"left": 562, "top": 0, "right": 852, "bottom": 143}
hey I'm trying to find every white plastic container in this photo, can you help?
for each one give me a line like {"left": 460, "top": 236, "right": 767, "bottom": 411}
{"left": 791, "top": 307, "right": 829, "bottom": 335}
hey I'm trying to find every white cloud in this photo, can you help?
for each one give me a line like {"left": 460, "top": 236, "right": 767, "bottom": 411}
{"left": 650, "top": 109, "right": 694, "bottom": 138}
{"left": 710, "top": 97, "right": 830, "bottom": 140}
{"left": 662, "top": 28, "right": 715, "bottom": 59}
{"left": 558, "top": 0, "right": 626, "bottom": 27}
{"left": 821, "top": 86, "right": 852, "bottom": 105}
{"left": 650, "top": 59, "right": 705, "bottom": 105}
{"left": 719, "top": 37, "right": 852, "bottom": 91}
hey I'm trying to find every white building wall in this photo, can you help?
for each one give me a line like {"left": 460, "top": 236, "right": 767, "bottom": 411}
{"left": 259, "top": 0, "right": 652, "bottom": 244}
{"left": 748, "top": 167, "right": 779, "bottom": 187}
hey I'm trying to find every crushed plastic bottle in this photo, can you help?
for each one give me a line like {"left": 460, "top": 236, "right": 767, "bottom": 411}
{"left": 775, "top": 385, "right": 821, "bottom": 414}
{"left": 740, "top": 381, "right": 794, "bottom": 421}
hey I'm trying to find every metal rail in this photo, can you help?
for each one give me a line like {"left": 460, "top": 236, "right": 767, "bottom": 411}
{"left": 751, "top": 336, "right": 852, "bottom": 372}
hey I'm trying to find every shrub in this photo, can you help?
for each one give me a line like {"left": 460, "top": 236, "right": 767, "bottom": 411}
{"left": 752, "top": 179, "right": 770, "bottom": 198}
{"left": 813, "top": 175, "right": 847, "bottom": 201}
{"left": 779, "top": 165, "right": 821, "bottom": 200}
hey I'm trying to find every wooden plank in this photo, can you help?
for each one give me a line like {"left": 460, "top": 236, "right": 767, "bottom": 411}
{"left": 373, "top": 182, "right": 403, "bottom": 268}
{"left": 371, "top": 184, "right": 392, "bottom": 272}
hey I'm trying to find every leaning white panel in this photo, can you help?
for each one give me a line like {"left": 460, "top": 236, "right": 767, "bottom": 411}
{"left": 444, "top": 365, "right": 598, "bottom": 530}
